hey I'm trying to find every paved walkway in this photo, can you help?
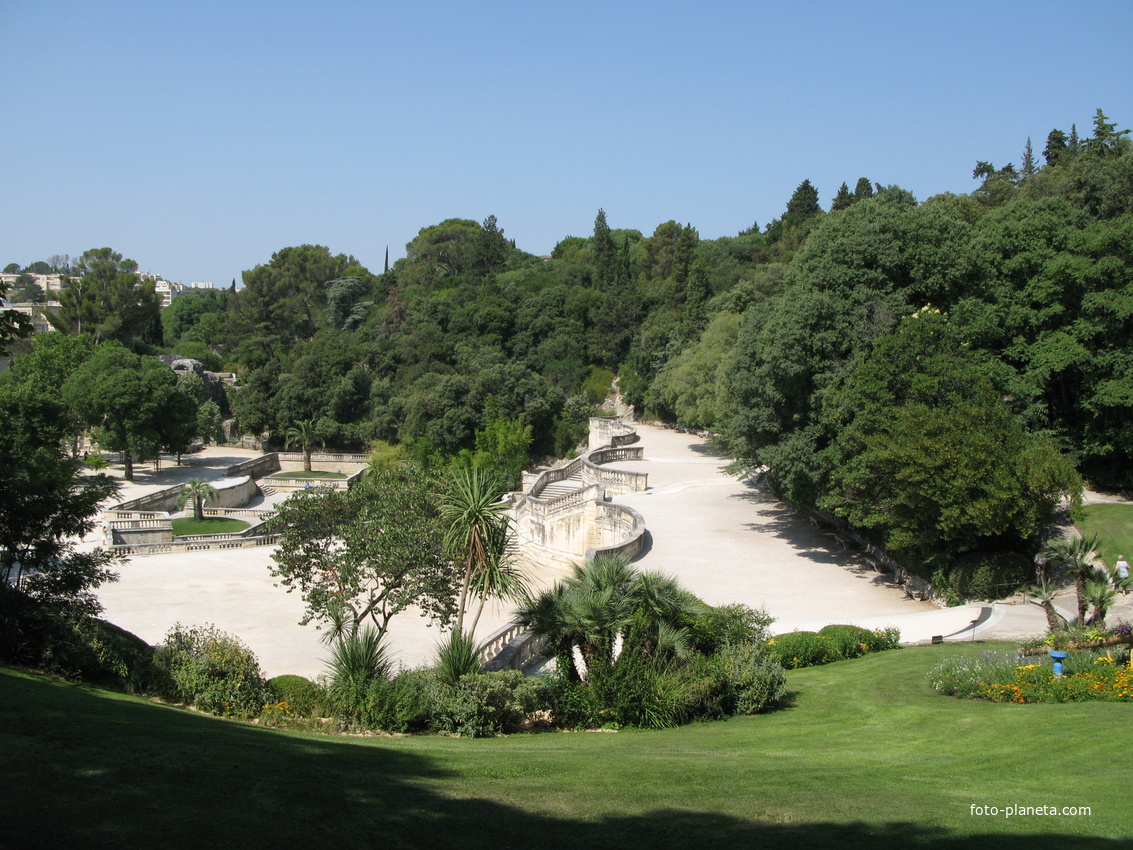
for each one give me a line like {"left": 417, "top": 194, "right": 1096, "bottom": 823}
{"left": 606, "top": 424, "right": 1068, "bottom": 644}
{"left": 92, "top": 432, "right": 1130, "bottom": 679}
{"left": 92, "top": 448, "right": 517, "bottom": 679}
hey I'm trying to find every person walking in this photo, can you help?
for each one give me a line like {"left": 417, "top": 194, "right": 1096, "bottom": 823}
{"left": 1116, "top": 555, "right": 1130, "bottom": 596}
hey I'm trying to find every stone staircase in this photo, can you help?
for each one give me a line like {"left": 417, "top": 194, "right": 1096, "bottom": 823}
{"left": 535, "top": 469, "right": 586, "bottom": 500}
{"left": 259, "top": 484, "right": 277, "bottom": 497}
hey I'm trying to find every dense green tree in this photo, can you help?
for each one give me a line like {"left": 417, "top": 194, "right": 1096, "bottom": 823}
{"left": 49, "top": 248, "right": 161, "bottom": 346}
{"left": 467, "top": 214, "right": 511, "bottom": 278}
{"left": 231, "top": 245, "right": 362, "bottom": 365}
{"left": 592, "top": 209, "right": 618, "bottom": 288}
{"left": 0, "top": 281, "right": 34, "bottom": 355}
{"left": 62, "top": 346, "right": 197, "bottom": 481}
{"left": 0, "top": 379, "right": 120, "bottom": 631}
{"left": 831, "top": 182, "right": 854, "bottom": 211}
{"left": 161, "top": 289, "right": 228, "bottom": 347}
{"left": 821, "top": 309, "right": 1081, "bottom": 573}
{"left": 1044, "top": 129, "right": 1069, "bottom": 166}
{"left": 268, "top": 468, "right": 457, "bottom": 639}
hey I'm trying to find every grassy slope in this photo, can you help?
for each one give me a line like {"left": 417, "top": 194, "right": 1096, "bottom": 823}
{"left": 2, "top": 644, "right": 1128, "bottom": 850}
{"left": 1077, "top": 503, "right": 1133, "bottom": 568}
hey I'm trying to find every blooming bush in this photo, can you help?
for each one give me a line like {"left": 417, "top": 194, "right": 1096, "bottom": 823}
{"left": 154, "top": 623, "right": 271, "bottom": 717}
{"left": 980, "top": 658, "right": 1133, "bottom": 703}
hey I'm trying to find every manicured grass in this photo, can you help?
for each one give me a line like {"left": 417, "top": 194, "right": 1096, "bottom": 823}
{"left": 1077, "top": 503, "right": 1133, "bottom": 568}
{"left": 2, "top": 644, "right": 1129, "bottom": 848}
{"left": 171, "top": 517, "right": 250, "bottom": 536}
{"left": 268, "top": 469, "right": 347, "bottom": 479}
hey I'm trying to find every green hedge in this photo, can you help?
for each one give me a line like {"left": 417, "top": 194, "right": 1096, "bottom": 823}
{"left": 768, "top": 625, "right": 901, "bottom": 670}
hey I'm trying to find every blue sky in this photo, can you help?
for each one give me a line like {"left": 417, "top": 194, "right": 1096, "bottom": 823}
{"left": 2, "top": 0, "right": 1131, "bottom": 287}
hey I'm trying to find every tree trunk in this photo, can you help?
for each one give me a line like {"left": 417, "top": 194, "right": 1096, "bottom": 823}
{"left": 123, "top": 441, "right": 133, "bottom": 482}
{"left": 1076, "top": 573, "right": 1088, "bottom": 625}
{"left": 304, "top": 446, "right": 312, "bottom": 472}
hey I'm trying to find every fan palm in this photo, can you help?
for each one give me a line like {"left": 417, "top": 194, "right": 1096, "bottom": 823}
{"left": 515, "top": 553, "right": 706, "bottom": 681}
{"left": 1043, "top": 533, "right": 1100, "bottom": 625}
{"left": 285, "top": 419, "right": 319, "bottom": 472}
{"left": 176, "top": 478, "right": 218, "bottom": 522}
{"left": 1084, "top": 581, "right": 1116, "bottom": 627}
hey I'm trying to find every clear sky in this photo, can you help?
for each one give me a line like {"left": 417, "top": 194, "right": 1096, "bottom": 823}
{"left": 2, "top": 0, "right": 1131, "bottom": 287}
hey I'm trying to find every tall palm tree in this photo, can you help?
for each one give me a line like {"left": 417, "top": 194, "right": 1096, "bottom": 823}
{"left": 1043, "top": 533, "right": 1100, "bottom": 625}
{"left": 177, "top": 478, "right": 218, "bottom": 522}
{"left": 438, "top": 466, "right": 511, "bottom": 634}
{"left": 285, "top": 419, "right": 319, "bottom": 472}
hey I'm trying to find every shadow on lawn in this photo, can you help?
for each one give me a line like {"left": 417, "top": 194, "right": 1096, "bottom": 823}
{"left": 1, "top": 668, "right": 1122, "bottom": 850}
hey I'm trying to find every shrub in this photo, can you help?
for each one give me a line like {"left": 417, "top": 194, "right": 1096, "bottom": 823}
{"left": 267, "top": 674, "right": 325, "bottom": 717}
{"left": 816, "top": 625, "right": 869, "bottom": 660}
{"left": 154, "top": 623, "right": 270, "bottom": 717}
{"left": 540, "top": 667, "right": 602, "bottom": 729}
{"left": 715, "top": 643, "right": 786, "bottom": 714}
{"left": 434, "top": 629, "right": 480, "bottom": 686}
{"left": 326, "top": 627, "right": 392, "bottom": 718}
{"left": 767, "top": 631, "right": 830, "bottom": 669}
{"left": 368, "top": 669, "right": 439, "bottom": 733}
{"left": 690, "top": 604, "right": 773, "bottom": 654}
{"left": 431, "top": 671, "right": 541, "bottom": 737}
{"left": 933, "top": 551, "right": 1031, "bottom": 604}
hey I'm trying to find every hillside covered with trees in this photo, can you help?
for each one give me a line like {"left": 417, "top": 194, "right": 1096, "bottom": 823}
{"left": 4, "top": 109, "right": 1132, "bottom": 585}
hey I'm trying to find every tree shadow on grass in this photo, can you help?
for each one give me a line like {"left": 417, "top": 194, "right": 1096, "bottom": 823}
{"left": 1, "top": 668, "right": 1123, "bottom": 850}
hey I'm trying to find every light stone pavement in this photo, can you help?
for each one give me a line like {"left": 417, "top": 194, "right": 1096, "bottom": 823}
{"left": 93, "top": 431, "right": 1118, "bottom": 680}
{"left": 606, "top": 424, "right": 1063, "bottom": 644}
{"left": 91, "top": 448, "right": 517, "bottom": 679}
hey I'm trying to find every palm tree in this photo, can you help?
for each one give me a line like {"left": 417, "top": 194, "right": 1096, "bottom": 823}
{"left": 438, "top": 466, "right": 511, "bottom": 634}
{"left": 1028, "top": 579, "right": 1069, "bottom": 632}
{"left": 176, "top": 478, "right": 218, "bottom": 522}
{"left": 1084, "top": 581, "right": 1116, "bottom": 627}
{"left": 285, "top": 419, "right": 319, "bottom": 472}
{"left": 515, "top": 553, "right": 706, "bottom": 681}
{"left": 1043, "top": 533, "right": 1100, "bottom": 625}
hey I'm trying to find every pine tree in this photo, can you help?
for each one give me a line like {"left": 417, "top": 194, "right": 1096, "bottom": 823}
{"left": 853, "top": 177, "right": 874, "bottom": 201}
{"left": 1021, "top": 137, "right": 1037, "bottom": 178}
{"left": 1043, "top": 129, "right": 1068, "bottom": 165}
{"left": 592, "top": 208, "right": 617, "bottom": 288}
{"left": 831, "top": 182, "right": 853, "bottom": 211}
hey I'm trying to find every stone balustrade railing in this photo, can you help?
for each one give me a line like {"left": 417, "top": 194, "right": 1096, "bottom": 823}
{"left": 112, "top": 534, "right": 281, "bottom": 556}
{"left": 478, "top": 621, "right": 546, "bottom": 673}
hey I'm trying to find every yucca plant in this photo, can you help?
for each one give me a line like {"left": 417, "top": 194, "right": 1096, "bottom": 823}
{"left": 326, "top": 626, "right": 391, "bottom": 710}
{"left": 434, "top": 629, "right": 481, "bottom": 686}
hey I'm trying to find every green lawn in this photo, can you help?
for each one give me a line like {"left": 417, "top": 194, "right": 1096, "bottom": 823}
{"left": 171, "top": 517, "right": 250, "bottom": 536}
{"left": 2, "top": 644, "right": 1128, "bottom": 849}
{"left": 1077, "top": 503, "right": 1133, "bottom": 567}
{"left": 269, "top": 469, "right": 347, "bottom": 479}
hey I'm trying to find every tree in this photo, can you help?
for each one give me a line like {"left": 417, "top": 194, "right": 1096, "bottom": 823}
{"left": 784, "top": 179, "right": 821, "bottom": 226}
{"left": 821, "top": 308, "right": 1081, "bottom": 573}
{"left": 63, "top": 345, "right": 197, "bottom": 481}
{"left": 177, "top": 478, "right": 218, "bottom": 522}
{"left": 438, "top": 466, "right": 511, "bottom": 634}
{"left": 1085, "top": 108, "right": 1130, "bottom": 157}
{"left": 231, "top": 245, "right": 362, "bottom": 366}
{"left": 49, "top": 248, "right": 161, "bottom": 346}
{"left": 0, "top": 379, "right": 121, "bottom": 642}
{"left": 592, "top": 208, "right": 618, "bottom": 288}
{"left": 467, "top": 215, "right": 510, "bottom": 278}
{"left": 1021, "top": 137, "right": 1038, "bottom": 178}
{"left": 1043, "top": 129, "right": 1069, "bottom": 165}
{"left": 853, "top": 177, "right": 874, "bottom": 201}
{"left": 268, "top": 468, "right": 458, "bottom": 639}
{"left": 285, "top": 419, "right": 319, "bottom": 472}
{"left": 831, "top": 182, "right": 854, "bottom": 211}
{"left": 515, "top": 553, "right": 704, "bottom": 681}
{"left": 0, "top": 280, "right": 34, "bottom": 356}
{"left": 1043, "top": 533, "right": 1100, "bottom": 626}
